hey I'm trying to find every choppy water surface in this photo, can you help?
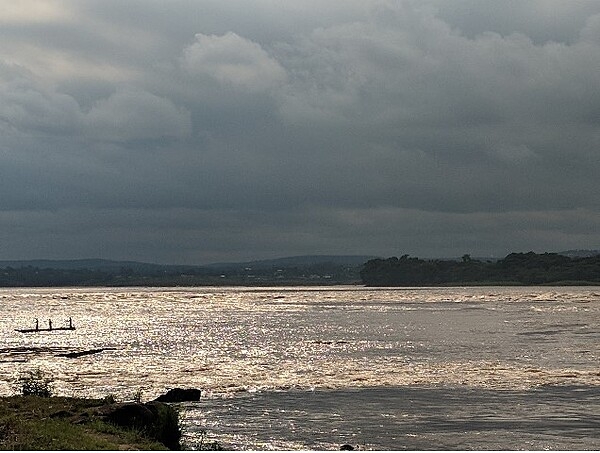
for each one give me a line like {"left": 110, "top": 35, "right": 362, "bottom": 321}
{"left": 1, "top": 286, "right": 599, "bottom": 449}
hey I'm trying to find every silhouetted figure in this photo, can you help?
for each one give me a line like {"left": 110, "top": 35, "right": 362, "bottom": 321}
{"left": 35, "top": 318, "right": 39, "bottom": 331}
{"left": 68, "top": 317, "right": 73, "bottom": 329}
{"left": 48, "top": 319, "right": 52, "bottom": 330}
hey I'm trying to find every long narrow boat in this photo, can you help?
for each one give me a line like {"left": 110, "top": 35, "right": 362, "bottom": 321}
{"left": 15, "top": 326, "right": 76, "bottom": 333}
{"left": 16, "top": 318, "right": 75, "bottom": 333}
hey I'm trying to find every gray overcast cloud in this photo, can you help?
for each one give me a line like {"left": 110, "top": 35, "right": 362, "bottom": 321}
{"left": 1, "top": 0, "right": 599, "bottom": 264}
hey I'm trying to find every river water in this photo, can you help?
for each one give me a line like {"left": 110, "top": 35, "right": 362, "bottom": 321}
{"left": 1, "top": 286, "right": 599, "bottom": 450}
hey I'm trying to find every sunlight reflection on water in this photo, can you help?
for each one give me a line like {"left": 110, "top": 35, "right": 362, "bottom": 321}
{"left": 1, "top": 286, "right": 599, "bottom": 449}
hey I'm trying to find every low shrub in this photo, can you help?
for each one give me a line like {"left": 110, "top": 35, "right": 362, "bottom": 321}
{"left": 13, "top": 369, "right": 54, "bottom": 397}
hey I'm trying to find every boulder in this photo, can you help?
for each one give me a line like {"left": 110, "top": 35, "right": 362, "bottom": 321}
{"left": 95, "top": 402, "right": 181, "bottom": 449}
{"left": 105, "top": 403, "right": 156, "bottom": 429}
{"left": 154, "top": 387, "right": 201, "bottom": 403}
{"left": 143, "top": 401, "right": 181, "bottom": 450}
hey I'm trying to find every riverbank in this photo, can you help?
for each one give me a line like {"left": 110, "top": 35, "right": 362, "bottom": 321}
{"left": 0, "top": 395, "right": 180, "bottom": 450}
{"left": 361, "top": 252, "right": 600, "bottom": 286}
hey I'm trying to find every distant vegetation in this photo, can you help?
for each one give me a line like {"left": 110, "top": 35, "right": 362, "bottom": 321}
{"left": 1, "top": 252, "right": 599, "bottom": 287}
{"left": 360, "top": 252, "right": 600, "bottom": 286}
{"left": 0, "top": 256, "right": 372, "bottom": 287}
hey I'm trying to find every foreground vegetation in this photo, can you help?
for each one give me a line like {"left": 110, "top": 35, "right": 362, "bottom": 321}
{"left": 0, "top": 395, "right": 170, "bottom": 450}
{"left": 0, "top": 369, "right": 182, "bottom": 450}
{"left": 361, "top": 252, "right": 600, "bottom": 286}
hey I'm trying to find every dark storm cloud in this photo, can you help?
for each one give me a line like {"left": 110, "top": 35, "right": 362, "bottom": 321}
{"left": 430, "top": 0, "right": 600, "bottom": 44}
{"left": 1, "top": 1, "right": 599, "bottom": 263}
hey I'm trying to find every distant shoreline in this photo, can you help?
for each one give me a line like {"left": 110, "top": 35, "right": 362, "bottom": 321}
{"left": 1, "top": 251, "right": 599, "bottom": 287}
{"left": 2, "top": 280, "right": 600, "bottom": 289}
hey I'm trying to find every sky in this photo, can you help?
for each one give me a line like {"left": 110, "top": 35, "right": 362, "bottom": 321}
{"left": 1, "top": 0, "right": 600, "bottom": 265}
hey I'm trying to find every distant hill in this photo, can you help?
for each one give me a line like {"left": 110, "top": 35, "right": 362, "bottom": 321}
{"left": 205, "top": 255, "right": 378, "bottom": 270}
{"left": 0, "top": 255, "right": 376, "bottom": 272}
{"left": 0, "top": 259, "right": 192, "bottom": 273}
{"left": 0, "top": 255, "right": 376, "bottom": 287}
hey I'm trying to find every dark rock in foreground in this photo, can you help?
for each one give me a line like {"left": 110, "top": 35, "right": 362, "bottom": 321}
{"left": 96, "top": 401, "right": 181, "bottom": 449}
{"left": 105, "top": 402, "right": 155, "bottom": 427}
{"left": 155, "top": 387, "right": 202, "bottom": 403}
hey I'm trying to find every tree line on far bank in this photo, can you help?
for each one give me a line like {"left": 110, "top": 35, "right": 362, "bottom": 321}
{"left": 360, "top": 252, "right": 600, "bottom": 286}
